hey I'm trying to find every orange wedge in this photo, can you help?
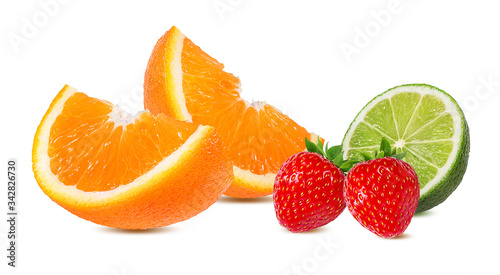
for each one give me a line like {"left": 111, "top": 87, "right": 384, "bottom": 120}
{"left": 32, "top": 85, "right": 233, "bottom": 229}
{"left": 144, "top": 26, "right": 320, "bottom": 198}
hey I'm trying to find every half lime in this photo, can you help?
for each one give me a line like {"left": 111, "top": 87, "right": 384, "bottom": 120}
{"left": 342, "top": 84, "right": 470, "bottom": 212}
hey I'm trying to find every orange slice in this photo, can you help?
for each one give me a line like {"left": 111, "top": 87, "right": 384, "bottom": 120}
{"left": 32, "top": 85, "right": 233, "bottom": 229}
{"left": 144, "top": 26, "right": 320, "bottom": 198}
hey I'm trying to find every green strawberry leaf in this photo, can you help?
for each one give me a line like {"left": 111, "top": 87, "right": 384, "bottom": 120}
{"left": 316, "top": 137, "right": 327, "bottom": 156}
{"left": 317, "top": 137, "right": 324, "bottom": 150}
{"left": 394, "top": 152, "right": 407, "bottom": 160}
{"left": 305, "top": 137, "right": 318, "bottom": 154}
{"left": 327, "top": 145, "right": 341, "bottom": 160}
{"left": 380, "top": 137, "right": 392, "bottom": 157}
{"left": 333, "top": 153, "right": 344, "bottom": 167}
{"left": 376, "top": 151, "right": 385, "bottom": 159}
{"left": 304, "top": 137, "right": 360, "bottom": 172}
{"left": 360, "top": 152, "right": 373, "bottom": 161}
{"left": 339, "top": 159, "right": 360, "bottom": 172}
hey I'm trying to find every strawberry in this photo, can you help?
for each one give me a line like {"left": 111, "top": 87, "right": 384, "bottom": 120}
{"left": 344, "top": 138, "right": 420, "bottom": 238}
{"left": 273, "top": 138, "right": 357, "bottom": 233}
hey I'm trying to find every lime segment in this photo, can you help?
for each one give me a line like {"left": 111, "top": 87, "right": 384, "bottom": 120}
{"left": 391, "top": 92, "right": 421, "bottom": 136}
{"left": 348, "top": 122, "right": 393, "bottom": 147}
{"left": 402, "top": 94, "right": 446, "bottom": 139}
{"left": 363, "top": 99, "right": 399, "bottom": 140}
{"left": 405, "top": 140, "right": 454, "bottom": 168}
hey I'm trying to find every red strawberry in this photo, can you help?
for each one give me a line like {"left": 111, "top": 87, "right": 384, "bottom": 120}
{"left": 273, "top": 138, "right": 352, "bottom": 233}
{"left": 344, "top": 138, "right": 420, "bottom": 238}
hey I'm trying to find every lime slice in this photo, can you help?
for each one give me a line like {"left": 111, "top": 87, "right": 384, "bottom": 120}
{"left": 342, "top": 84, "right": 470, "bottom": 213}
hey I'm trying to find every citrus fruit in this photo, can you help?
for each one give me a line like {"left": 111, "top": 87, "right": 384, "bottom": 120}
{"left": 32, "top": 85, "right": 233, "bottom": 229}
{"left": 144, "top": 26, "right": 319, "bottom": 198}
{"left": 342, "top": 84, "right": 470, "bottom": 213}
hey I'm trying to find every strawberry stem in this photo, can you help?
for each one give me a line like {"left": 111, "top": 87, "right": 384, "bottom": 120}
{"left": 305, "top": 137, "right": 358, "bottom": 172}
{"left": 304, "top": 137, "right": 408, "bottom": 173}
{"left": 359, "top": 137, "right": 407, "bottom": 161}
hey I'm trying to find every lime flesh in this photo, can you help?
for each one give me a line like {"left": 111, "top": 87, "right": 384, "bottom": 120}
{"left": 342, "top": 84, "right": 470, "bottom": 213}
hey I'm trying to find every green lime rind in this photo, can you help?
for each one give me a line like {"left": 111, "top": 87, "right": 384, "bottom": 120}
{"left": 416, "top": 118, "right": 469, "bottom": 212}
{"left": 342, "top": 84, "right": 470, "bottom": 213}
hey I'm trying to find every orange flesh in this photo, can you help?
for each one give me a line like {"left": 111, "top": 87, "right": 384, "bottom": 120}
{"left": 48, "top": 92, "right": 198, "bottom": 192}
{"left": 181, "top": 38, "right": 310, "bottom": 175}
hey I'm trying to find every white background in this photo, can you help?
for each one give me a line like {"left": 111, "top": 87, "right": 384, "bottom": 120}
{"left": 1, "top": 0, "right": 499, "bottom": 274}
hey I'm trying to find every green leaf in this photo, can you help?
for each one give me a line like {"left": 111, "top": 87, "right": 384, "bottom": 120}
{"left": 317, "top": 146, "right": 326, "bottom": 157}
{"left": 380, "top": 137, "right": 392, "bottom": 157}
{"left": 339, "top": 159, "right": 360, "bottom": 172}
{"left": 391, "top": 148, "right": 397, "bottom": 156}
{"left": 376, "top": 151, "right": 385, "bottom": 159}
{"left": 316, "top": 137, "right": 326, "bottom": 156}
{"left": 325, "top": 146, "right": 333, "bottom": 161}
{"left": 305, "top": 137, "right": 318, "bottom": 154}
{"left": 359, "top": 152, "right": 373, "bottom": 161}
{"left": 327, "top": 145, "right": 342, "bottom": 160}
{"left": 317, "top": 137, "right": 323, "bottom": 149}
{"left": 394, "top": 152, "right": 407, "bottom": 160}
{"left": 333, "top": 154, "right": 344, "bottom": 167}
